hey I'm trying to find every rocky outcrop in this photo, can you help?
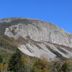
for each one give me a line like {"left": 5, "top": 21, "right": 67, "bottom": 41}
{"left": 0, "top": 18, "right": 72, "bottom": 61}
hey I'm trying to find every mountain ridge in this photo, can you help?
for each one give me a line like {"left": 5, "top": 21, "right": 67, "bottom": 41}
{"left": 0, "top": 18, "right": 72, "bottom": 61}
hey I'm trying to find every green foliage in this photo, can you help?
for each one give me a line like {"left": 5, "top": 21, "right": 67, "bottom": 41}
{"left": 20, "top": 54, "right": 35, "bottom": 72}
{"left": 0, "top": 35, "right": 17, "bottom": 51}
{"left": 62, "top": 60, "right": 72, "bottom": 72}
{"left": 8, "top": 49, "right": 24, "bottom": 72}
{"left": 31, "top": 59, "right": 51, "bottom": 72}
{"left": 52, "top": 61, "right": 63, "bottom": 72}
{"left": 0, "top": 55, "right": 3, "bottom": 63}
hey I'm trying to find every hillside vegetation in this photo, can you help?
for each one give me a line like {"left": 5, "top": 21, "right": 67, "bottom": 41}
{"left": 0, "top": 35, "right": 72, "bottom": 72}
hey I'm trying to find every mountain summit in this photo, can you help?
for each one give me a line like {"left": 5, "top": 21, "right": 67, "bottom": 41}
{"left": 0, "top": 18, "right": 72, "bottom": 61}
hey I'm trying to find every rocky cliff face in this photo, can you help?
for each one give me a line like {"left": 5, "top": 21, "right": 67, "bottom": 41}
{"left": 0, "top": 18, "right": 72, "bottom": 61}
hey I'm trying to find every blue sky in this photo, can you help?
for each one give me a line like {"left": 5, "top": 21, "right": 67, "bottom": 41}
{"left": 0, "top": 0, "right": 72, "bottom": 33}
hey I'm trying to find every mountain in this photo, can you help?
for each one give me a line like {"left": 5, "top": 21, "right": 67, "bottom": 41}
{"left": 0, "top": 18, "right": 72, "bottom": 60}
{"left": 0, "top": 18, "right": 72, "bottom": 72}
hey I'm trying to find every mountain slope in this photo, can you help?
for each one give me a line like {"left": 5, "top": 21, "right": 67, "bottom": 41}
{"left": 0, "top": 18, "right": 72, "bottom": 61}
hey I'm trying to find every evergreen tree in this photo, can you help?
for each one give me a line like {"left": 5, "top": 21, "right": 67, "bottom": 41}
{"left": 0, "top": 55, "right": 3, "bottom": 63}
{"left": 8, "top": 49, "right": 24, "bottom": 72}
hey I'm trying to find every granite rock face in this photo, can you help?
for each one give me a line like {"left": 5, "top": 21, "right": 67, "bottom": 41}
{"left": 0, "top": 18, "right": 72, "bottom": 61}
